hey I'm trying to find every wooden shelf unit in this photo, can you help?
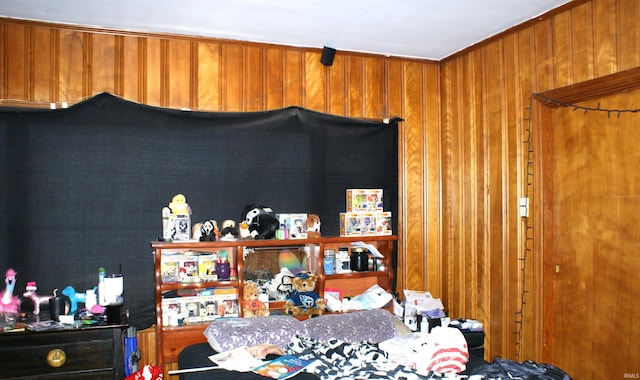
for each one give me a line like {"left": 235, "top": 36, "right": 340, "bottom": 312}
{"left": 151, "top": 235, "right": 396, "bottom": 367}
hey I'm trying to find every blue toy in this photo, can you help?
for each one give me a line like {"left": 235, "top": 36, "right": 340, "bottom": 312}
{"left": 62, "top": 285, "right": 98, "bottom": 314}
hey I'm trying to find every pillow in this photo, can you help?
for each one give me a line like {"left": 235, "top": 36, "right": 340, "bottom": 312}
{"left": 203, "top": 315, "right": 307, "bottom": 352}
{"left": 302, "top": 308, "right": 397, "bottom": 344}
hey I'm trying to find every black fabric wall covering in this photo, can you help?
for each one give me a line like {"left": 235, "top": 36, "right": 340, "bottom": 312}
{"left": 0, "top": 93, "right": 398, "bottom": 329}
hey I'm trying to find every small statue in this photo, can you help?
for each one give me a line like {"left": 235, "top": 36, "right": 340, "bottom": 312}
{"left": 0, "top": 269, "right": 20, "bottom": 314}
{"left": 22, "top": 281, "right": 51, "bottom": 315}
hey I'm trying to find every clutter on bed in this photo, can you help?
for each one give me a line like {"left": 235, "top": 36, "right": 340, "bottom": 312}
{"left": 188, "top": 309, "right": 484, "bottom": 380}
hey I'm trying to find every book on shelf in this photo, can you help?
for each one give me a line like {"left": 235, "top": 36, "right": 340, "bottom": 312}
{"left": 252, "top": 355, "right": 315, "bottom": 380}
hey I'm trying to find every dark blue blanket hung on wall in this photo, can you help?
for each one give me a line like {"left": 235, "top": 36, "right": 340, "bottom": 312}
{"left": 0, "top": 92, "right": 399, "bottom": 329}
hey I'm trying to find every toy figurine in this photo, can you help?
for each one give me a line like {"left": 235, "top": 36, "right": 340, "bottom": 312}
{"left": 22, "top": 281, "right": 51, "bottom": 315}
{"left": 242, "top": 281, "right": 269, "bottom": 318}
{"left": 169, "top": 193, "right": 191, "bottom": 216}
{"left": 62, "top": 285, "right": 97, "bottom": 314}
{"left": 306, "top": 214, "right": 321, "bottom": 238}
{"left": 0, "top": 269, "right": 20, "bottom": 314}
{"left": 284, "top": 272, "right": 325, "bottom": 318}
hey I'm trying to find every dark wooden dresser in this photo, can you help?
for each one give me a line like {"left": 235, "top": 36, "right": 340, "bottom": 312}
{"left": 0, "top": 324, "right": 126, "bottom": 379}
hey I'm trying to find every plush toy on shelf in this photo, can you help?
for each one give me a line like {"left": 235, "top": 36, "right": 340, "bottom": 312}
{"left": 199, "top": 219, "right": 219, "bottom": 241}
{"left": 242, "top": 281, "right": 269, "bottom": 318}
{"left": 284, "top": 272, "right": 325, "bottom": 318}
{"left": 168, "top": 193, "right": 191, "bottom": 216}
{"left": 241, "top": 204, "right": 279, "bottom": 240}
{"left": 219, "top": 220, "right": 238, "bottom": 240}
{"left": 238, "top": 221, "right": 252, "bottom": 239}
{"left": 0, "top": 269, "right": 20, "bottom": 314}
{"left": 306, "top": 214, "right": 321, "bottom": 238}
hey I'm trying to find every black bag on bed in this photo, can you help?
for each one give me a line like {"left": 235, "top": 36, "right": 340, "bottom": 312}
{"left": 468, "top": 357, "right": 571, "bottom": 379}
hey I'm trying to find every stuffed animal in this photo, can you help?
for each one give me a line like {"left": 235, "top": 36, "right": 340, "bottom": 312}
{"left": 242, "top": 281, "right": 269, "bottom": 318}
{"left": 241, "top": 204, "right": 279, "bottom": 240}
{"left": 199, "top": 219, "right": 219, "bottom": 241}
{"left": 284, "top": 272, "right": 325, "bottom": 318}
{"left": 306, "top": 214, "right": 321, "bottom": 238}
{"left": 264, "top": 267, "right": 295, "bottom": 301}
{"left": 219, "top": 219, "right": 238, "bottom": 240}
{"left": 238, "top": 221, "right": 252, "bottom": 239}
{"left": 0, "top": 269, "right": 19, "bottom": 314}
{"left": 169, "top": 193, "right": 191, "bottom": 216}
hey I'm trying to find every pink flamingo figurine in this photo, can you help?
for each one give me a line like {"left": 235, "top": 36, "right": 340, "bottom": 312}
{"left": 0, "top": 269, "right": 20, "bottom": 314}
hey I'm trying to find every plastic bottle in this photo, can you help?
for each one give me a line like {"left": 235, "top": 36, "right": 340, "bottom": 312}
{"left": 85, "top": 289, "right": 97, "bottom": 310}
{"left": 98, "top": 267, "right": 107, "bottom": 306}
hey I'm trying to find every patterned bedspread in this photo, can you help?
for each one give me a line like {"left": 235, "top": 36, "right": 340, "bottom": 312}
{"left": 286, "top": 335, "right": 464, "bottom": 380}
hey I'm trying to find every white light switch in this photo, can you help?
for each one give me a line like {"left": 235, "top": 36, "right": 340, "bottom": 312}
{"left": 519, "top": 197, "right": 529, "bottom": 218}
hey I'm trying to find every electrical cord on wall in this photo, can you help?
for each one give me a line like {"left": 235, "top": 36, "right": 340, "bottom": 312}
{"left": 514, "top": 96, "right": 535, "bottom": 360}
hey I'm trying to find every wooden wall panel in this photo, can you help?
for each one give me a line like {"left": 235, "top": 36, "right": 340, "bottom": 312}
{"left": 401, "top": 60, "right": 428, "bottom": 293}
{"left": 197, "top": 41, "right": 220, "bottom": 110}
{"left": 91, "top": 33, "right": 116, "bottom": 96}
{"left": 4, "top": 24, "right": 27, "bottom": 100}
{"left": 31, "top": 27, "right": 53, "bottom": 102}
{"left": 439, "top": 0, "right": 640, "bottom": 365}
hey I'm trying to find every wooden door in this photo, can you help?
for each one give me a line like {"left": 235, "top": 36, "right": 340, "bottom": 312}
{"left": 543, "top": 88, "right": 640, "bottom": 379}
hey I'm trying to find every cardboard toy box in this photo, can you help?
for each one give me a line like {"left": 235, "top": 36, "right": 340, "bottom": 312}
{"left": 346, "top": 189, "right": 384, "bottom": 212}
{"left": 276, "top": 213, "right": 308, "bottom": 239}
{"left": 340, "top": 211, "right": 392, "bottom": 236}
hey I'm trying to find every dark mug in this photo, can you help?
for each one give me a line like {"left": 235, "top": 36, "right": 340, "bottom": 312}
{"left": 48, "top": 296, "right": 66, "bottom": 321}
{"left": 106, "top": 303, "right": 123, "bottom": 325}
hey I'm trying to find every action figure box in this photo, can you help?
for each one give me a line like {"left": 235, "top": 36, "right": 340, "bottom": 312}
{"left": 213, "top": 287, "right": 239, "bottom": 318}
{"left": 160, "top": 253, "right": 180, "bottom": 284}
{"left": 373, "top": 211, "right": 392, "bottom": 235}
{"left": 161, "top": 297, "right": 182, "bottom": 326}
{"left": 198, "top": 252, "right": 218, "bottom": 282}
{"left": 170, "top": 214, "right": 191, "bottom": 241}
{"left": 182, "top": 295, "right": 204, "bottom": 324}
{"left": 340, "top": 212, "right": 392, "bottom": 236}
{"left": 178, "top": 252, "right": 200, "bottom": 283}
{"left": 199, "top": 292, "right": 219, "bottom": 322}
{"left": 346, "top": 189, "right": 383, "bottom": 212}
{"left": 276, "top": 213, "right": 308, "bottom": 239}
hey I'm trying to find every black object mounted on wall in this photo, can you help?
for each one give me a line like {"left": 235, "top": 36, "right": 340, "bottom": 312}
{"left": 320, "top": 46, "right": 336, "bottom": 66}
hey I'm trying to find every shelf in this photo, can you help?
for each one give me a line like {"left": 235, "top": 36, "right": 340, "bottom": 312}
{"left": 324, "top": 271, "right": 388, "bottom": 279}
{"left": 159, "top": 280, "right": 240, "bottom": 291}
{"left": 151, "top": 235, "right": 397, "bottom": 369}
{"left": 150, "top": 234, "right": 396, "bottom": 250}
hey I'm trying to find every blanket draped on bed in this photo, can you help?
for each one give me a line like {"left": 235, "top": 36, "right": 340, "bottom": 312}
{"left": 286, "top": 335, "right": 464, "bottom": 380}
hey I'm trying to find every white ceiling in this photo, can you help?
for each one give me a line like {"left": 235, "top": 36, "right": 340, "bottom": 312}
{"left": 0, "top": 0, "right": 571, "bottom": 61}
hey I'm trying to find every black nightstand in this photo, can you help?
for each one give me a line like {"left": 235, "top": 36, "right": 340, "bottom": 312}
{"left": 0, "top": 324, "right": 126, "bottom": 379}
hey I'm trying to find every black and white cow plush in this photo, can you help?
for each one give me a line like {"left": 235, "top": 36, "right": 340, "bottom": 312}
{"left": 241, "top": 204, "right": 279, "bottom": 240}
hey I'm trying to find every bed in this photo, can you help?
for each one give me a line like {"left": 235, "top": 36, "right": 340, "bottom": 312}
{"left": 176, "top": 309, "right": 489, "bottom": 380}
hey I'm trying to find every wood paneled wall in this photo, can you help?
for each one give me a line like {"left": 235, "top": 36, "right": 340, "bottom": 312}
{"left": 1, "top": 0, "right": 639, "bottom": 372}
{"left": 439, "top": 0, "right": 640, "bottom": 364}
